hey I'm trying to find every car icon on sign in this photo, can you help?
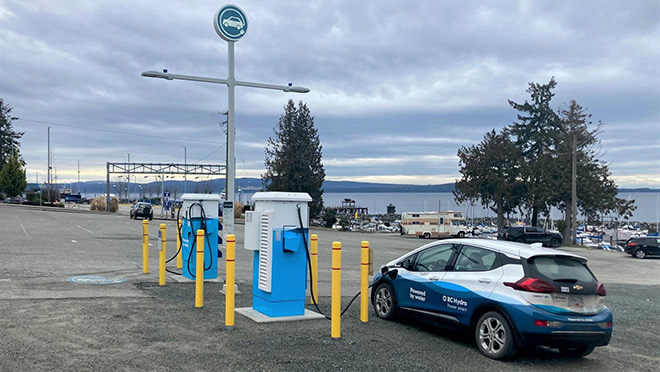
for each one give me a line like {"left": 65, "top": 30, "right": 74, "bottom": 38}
{"left": 223, "top": 16, "right": 244, "bottom": 30}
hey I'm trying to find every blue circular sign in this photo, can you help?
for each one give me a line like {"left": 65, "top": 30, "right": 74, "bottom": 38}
{"left": 214, "top": 4, "right": 248, "bottom": 42}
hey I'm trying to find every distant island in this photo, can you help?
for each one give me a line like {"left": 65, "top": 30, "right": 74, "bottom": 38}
{"left": 28, "top": 178, "right": 659, "bottom": 194}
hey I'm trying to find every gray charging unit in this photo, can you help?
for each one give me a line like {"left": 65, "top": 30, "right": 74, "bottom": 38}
{"left": 244, "top": 192, "right": 311, "bottom": 317}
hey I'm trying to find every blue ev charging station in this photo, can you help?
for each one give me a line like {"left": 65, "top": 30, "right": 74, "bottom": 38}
{"left": 244, "top": 192, "right": 311, "bottom": 317}
{"left": 181, "top": 193, "right": 222, "bottom": 280}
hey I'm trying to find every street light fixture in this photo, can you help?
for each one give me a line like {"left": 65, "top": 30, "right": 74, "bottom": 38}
{"left": 141, "top": 71, "right": 310, "bottom": 93}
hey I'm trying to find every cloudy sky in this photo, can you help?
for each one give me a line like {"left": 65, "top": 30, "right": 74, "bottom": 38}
{"left": 1, "top": 0, "right": 658, "bottom": 188}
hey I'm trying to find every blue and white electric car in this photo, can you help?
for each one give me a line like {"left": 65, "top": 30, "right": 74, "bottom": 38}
{"left": 371, "top": 239, "right": 612, "bottom": 359}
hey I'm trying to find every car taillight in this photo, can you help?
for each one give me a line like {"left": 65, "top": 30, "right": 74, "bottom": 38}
{"left": 627, "top": 242, "right": 637, "bottom": 247}
{"left": 504, "top": 277, "right": 558, "bottom": 293}
{"left": 596, "top": 282, "right": 606, "bottom": 296}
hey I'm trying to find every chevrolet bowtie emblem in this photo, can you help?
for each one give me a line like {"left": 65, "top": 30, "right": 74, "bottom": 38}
{"left": 573, "top": 285, "right": 583, "bottom": 291}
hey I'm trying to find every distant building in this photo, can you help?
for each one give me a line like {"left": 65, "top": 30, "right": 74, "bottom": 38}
{"left": 331, "top": 198, "right": 368, "bottom": 217}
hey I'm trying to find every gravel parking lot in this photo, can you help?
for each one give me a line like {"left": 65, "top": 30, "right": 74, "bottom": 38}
{"left": 1, "top": 205, "right": 659, "bottom": 371}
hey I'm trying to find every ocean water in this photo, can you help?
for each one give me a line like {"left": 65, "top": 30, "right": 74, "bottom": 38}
{"left": 319, "top": 192, "right": 659, "bottom": 223}
{"left": 100, "top": 190, "right": 657, "bottom": 223}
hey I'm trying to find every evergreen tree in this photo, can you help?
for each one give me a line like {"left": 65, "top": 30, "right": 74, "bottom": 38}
{"left": 0, "top": 99, "right": 24, "bottom": 168}
{"left": 454, "top": 129, "right": 525, "bottom": 228}
{"left": 555, "top": 100, "right": 635, "bottom": 241}
{"left": 263, "top": 100, "right": 325, "bottom": 217}
{"left": 0, "top": 154, "right": 27, "bottom": 200}
{"left": 508, "top": 78, "right": 563, "bottom": 226}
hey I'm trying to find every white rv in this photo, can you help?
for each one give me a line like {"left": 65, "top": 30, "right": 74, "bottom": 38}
{"left": 400, "top": 211, "right": 468, "bottom": 239}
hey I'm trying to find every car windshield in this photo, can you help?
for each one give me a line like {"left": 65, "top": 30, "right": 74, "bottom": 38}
{"left": 528, "top": 256, "right": 595, "bottom": 283}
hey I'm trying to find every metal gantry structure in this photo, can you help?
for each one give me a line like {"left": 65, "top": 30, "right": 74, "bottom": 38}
{"left": 105, "top": 162, "right": 226, "bottom": 212}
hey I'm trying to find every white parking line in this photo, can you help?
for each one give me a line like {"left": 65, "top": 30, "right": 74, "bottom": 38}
{"left": 77, "top": 226, "right": 94, "bottom": 235}
{"left": 20, "top": 224, "right": 31, "bottom": 239}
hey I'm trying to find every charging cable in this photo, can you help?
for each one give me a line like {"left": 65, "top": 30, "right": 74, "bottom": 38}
{"left": 296, "top": 205, "right": 394, "bottom": 320}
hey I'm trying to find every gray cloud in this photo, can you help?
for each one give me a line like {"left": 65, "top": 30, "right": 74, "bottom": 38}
{"left": 1, "top": 0, "right": 658, "bottom": 187}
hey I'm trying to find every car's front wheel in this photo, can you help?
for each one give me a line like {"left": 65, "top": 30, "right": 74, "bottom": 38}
{"left": 475, "top": 311, "right": 516, "bottom": 360}
{"left": 372, "top": 282, "right": 397, "bottom": 320}
{"left": 635, "top": 249, "right": 646, "bottom": 259}
{"left": 457, "top": 231, "right": 466, "bottom": 238}
{"left": 423, "top": 232, "right": 431, "bottom": 239}
{"left": 559, "top": 344, "right": 595, "bottom": 358}
{"left": 550, "top": 238, "right": 561, "bottom": 247}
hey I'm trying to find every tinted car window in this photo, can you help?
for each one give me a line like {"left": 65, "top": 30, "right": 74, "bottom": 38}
{"left": 528, "top": 256, "right": 595, "bottom": 283}
{"left": 454, "top": 246, "right": 498, "bottom": 272}
{"left": 413, "top": 244, "right": 455, "bottom": 272}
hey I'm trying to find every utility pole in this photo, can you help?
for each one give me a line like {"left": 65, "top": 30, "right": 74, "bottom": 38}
{"left": 221, "top": 110, "right": 229, "bottom": 198}
{"left": 47, "top": 126, "right": 51, "bottom": 203}
{"left": 160, "top": 173, "right": 165, "bottom": 218}
{"left": 183, "top": 146, "right": 187, "bottom": 193}
{"left": 77, "top": 160, "right": 80, "bottom": 194}
{"left": 127, "top": 153, "right": 130, "bottom": 202}
{"left": 571, "top": 131, "right": 577, "bottom": 245}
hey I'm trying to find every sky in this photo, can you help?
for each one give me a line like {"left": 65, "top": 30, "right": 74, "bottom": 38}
{"left": 1, "top": 0, "right": 659, "bottom": 188}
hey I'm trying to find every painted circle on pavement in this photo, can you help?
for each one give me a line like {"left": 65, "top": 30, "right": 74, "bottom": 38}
{"left": 67, "top": 275, "right": 126, "bottom": 285}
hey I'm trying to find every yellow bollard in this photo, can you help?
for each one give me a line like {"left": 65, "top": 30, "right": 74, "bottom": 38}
{"left": 176, "top": 219, "right": 182, "bottom": 269}
{"left": 159, "top": 224, "right": 166, "bottom": 286}
{"left": 331, "top": 241, "right": 341, "bottom": 338}
{"left": 195, "top": 229, "right": 204, "bottom": 308}
{"left": 360, "top": 241, "right": 369, "bottom": 323}
{"left": 309, "top": 234, "right": 318, "bottom": 304}
{"left": 142, "top": 220, "right": 149, "bottom": 274}
{"left": 225, "top": 234, "right": 236, "bottom": 327}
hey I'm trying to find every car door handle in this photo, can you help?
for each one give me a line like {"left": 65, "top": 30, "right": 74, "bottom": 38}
{"left": 478, "top": 278, "right": 491, "bottom": 284}
{"left": 429, "top": 276, "right": 441, "bottom": 281}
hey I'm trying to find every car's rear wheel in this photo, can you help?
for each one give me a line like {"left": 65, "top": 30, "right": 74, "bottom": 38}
{"left": 559, "top": 344, "right": 595, "bottom": 358}
{"left": 423, "top": 232, "right": 431, "bottom": 239}
{"left": 635, "top": 249, "right": 646, "bottom": 259}
{"left": 515, "top": 238, "right": 524, "bottom": 243}
{"left": 550, "top": 238, "right": 560, "bottom": 247}
{"left": 372, "top": 282, "right": 396, "bottom": 320}
{"left": 475, "top": 311, "right": 516, "bottom": 360}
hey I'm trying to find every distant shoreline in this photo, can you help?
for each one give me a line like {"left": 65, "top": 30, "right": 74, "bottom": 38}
{"left": 25, "top": 179, "right": 660, "bottom": 194}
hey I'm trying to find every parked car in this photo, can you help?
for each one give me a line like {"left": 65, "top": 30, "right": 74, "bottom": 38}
{"left": 497, "top": 226, "right": 562, "bottom": 247}
{"left": 130, "top": 202, "right": 153, "bottom": 220}
{"left": 371, "top": 239, "right": 612, "bottom": 360}
{"left": 624, "top": 237, "right": 660, "bottom": 259}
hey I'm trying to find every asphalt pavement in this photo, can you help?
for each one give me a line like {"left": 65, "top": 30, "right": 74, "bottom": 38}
{"left": 1, "top": 204, "right": 659, "bottom": 371}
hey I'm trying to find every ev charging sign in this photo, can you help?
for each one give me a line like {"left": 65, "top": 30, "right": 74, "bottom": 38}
{"left": 214, "top": 4, "right": 248, "bottom": 42}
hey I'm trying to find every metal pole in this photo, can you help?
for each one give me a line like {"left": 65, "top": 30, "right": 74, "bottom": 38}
{"left": 159, "top": 224, "right": 166, "bottom": 286}
{"left": 225, "top": 234, "right": 236, "bottom": 328}
{"left": 331, "top": 241, "right": 342, "bottom": 338}
{"left": 195, "top": 229, "right": 205, "bottom": 308}
{"left": 77, "top": 160, "right": 80, "bottom": 195}
{"left": 47, "top": 126, "right": 51, "bottom": 203}
{"left": 183, "top": 146, "right": 187, "bottom": 193}
{"left": 160, "top": 173, "right": 164, "bottom": 218}
{"left": 571, "top": 132, "right": 577, "bottom": 245}
{"left": 226, "top": 41, "right": 236, "bottom": 236}
{"left": 127, "top": 153, "right": 130, "bottom": 203}
{"left": 106, "top": 162, "right": 110, "bottom": 212}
